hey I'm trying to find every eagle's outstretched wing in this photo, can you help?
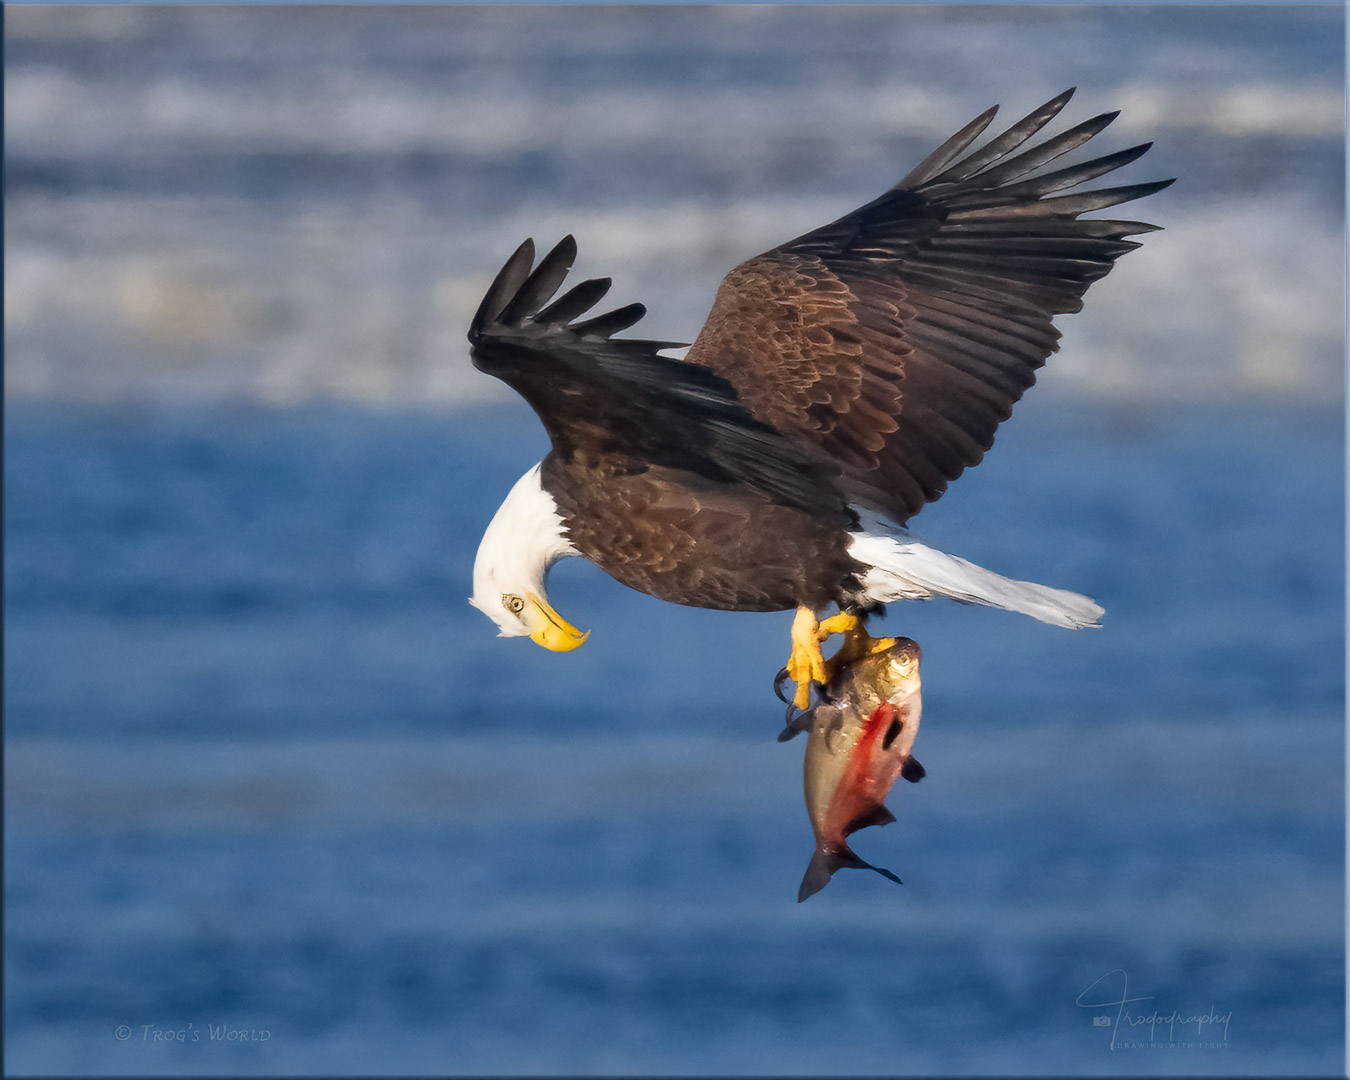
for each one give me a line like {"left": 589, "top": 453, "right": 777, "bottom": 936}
{"left": 468, "top": 235, "right": 851, "bottom": 524}
{"left": 685, "top": 88, "right": 1173, "bottom": 524}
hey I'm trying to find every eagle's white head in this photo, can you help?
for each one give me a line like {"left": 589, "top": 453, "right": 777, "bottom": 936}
{"left": 470, "top": 463, "right": 588, "bottom": 651}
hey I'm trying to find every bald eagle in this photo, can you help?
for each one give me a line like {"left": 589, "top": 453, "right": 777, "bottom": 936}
{"left": 468, "top": 89, "right": 1170, "bottom": 708}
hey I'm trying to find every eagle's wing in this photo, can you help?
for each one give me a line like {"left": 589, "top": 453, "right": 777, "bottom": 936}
{"left": 684, "top": 88, "right": 1173, "bottom": 524}
{"left": 469, "top": 235, "right": 851, "bottom": 523}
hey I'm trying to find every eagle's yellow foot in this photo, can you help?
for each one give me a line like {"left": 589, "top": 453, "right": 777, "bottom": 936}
{"left": 829, "top": 617, "right": 897, "bottom": 669}
{"left": 785, "top": 607, "right": 830, "bottom": 710}
{"left": 816, "top": 611, "right": 859, "bottom": 640}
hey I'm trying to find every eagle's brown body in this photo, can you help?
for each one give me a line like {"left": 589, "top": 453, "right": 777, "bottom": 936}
{"left": 543, "top": 451, "right": 862, "bottom": 611}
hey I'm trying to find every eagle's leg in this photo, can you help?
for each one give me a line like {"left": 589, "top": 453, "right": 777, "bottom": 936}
{"left": 785, "top": 606, "right": 830, "bottom": 710}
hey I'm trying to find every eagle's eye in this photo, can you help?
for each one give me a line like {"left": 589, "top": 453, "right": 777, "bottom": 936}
{"left": 502, "top": 593, "right": 526, "bottom": 615}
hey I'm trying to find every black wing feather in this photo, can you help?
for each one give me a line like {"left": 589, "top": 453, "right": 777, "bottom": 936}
{"left": 498, "top": 234, "right": 577, "bottom": 325}
{"left": 571, "top": 302, "right": 648, "bottom": 339}
{"left": 535, "top": 277, "right": 613, "bottom": 326}
{"left": 915, "top": 88, "right": 1075, "bottom": 188}
{"left": 471, "top": 239, "right": 535, "bottom": 333}
{"left": 957, "top": 110, "right": 1121, "bottom": 192}
{"left": 894, "top": 105, "right": 1000, "bottom": 189}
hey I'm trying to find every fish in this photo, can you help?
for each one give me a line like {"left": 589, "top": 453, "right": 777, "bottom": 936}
{"left": 779, "top": 636, "right": 927, "bottom": 902}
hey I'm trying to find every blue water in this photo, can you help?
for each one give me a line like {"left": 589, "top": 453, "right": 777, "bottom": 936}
{"left": 5, "top": 398, "right": 1344, "bottom": 1076}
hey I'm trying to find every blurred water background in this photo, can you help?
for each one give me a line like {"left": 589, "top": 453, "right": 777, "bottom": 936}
{"left": 4, "top": 5, "right": 1345, "bottom": 1076}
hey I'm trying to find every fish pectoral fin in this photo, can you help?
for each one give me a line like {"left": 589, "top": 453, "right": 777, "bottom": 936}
{"left": 901, "top": 756, "right": 927, "bottom": 783}
{"left": 797, "top": 842, "right": 904, "bottom": 902}
{"left": 776, "top": 700, "right": 817, "bottom": 743}
{"left": 779, "top": 702, "right": 840, "bottom": 743}
{"left": 844, "top": 804, "right": 897, "bottom": 835}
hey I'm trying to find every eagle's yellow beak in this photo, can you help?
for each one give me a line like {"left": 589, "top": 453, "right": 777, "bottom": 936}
{"left": 526, "top": 591, "right": 589, "bottom": 652}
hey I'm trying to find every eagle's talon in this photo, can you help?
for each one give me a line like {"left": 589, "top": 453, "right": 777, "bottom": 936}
{"left": 773, "top": 666, "right": 793, "bottom": 705}
{"left": 779, "top": 698, "right": 812, "bottom": 742}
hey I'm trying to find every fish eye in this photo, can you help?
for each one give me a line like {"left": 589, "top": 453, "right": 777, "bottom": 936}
{"left": 502, "top": 593, "right": 526, "bottom": 615}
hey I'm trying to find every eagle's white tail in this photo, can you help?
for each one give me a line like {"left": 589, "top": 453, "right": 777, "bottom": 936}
{"left": 848, "top": 527, "right": 1103, "bottom": 629}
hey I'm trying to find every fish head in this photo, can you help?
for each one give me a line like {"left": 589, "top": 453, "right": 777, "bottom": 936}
{"left": 848, "top": 637, "right": 921, "bottom": 701}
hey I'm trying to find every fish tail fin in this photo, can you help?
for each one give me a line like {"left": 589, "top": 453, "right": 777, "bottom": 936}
{"left": 848, "top": 525, "right": 1104, "bottom": 629}
{"left": 798, "top": 843, "right": 903, "bottom": 902}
